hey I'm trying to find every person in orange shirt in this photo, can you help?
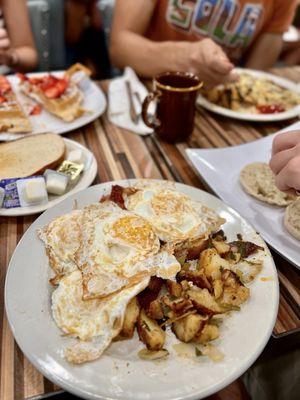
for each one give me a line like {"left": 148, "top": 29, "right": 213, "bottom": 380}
{"left": 110, "top": 0, "right": 297, "bottom": 87}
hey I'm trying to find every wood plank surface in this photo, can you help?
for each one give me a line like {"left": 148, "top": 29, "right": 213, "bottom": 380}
{"left": 0, "top": 67, "right": 299, "bottom": 399}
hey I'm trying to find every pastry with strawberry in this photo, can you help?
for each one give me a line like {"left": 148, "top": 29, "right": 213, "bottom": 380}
{"left": 18, "top": 64, "right": 90, "bottom": 122}
{"left": 0, "top": 75, "right": 31, "bottom": 133}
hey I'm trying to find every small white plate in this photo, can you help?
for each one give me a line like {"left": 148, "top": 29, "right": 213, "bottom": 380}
{"left": 5, "top": 180, "right": 279, "bottom": 400}
{"left": 197, "top": 68, "right": 300, "bottom": 122}
{"left": 0, "top": 71, "right": 107, "bottom": 141}
{"left": 186, "top": 121, "right": 300, "bottom": 270}
{"left": 0, "top": 138, "right": 97, "bottom": 216}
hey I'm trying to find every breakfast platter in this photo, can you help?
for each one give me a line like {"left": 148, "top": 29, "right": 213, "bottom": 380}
{"left": 5, "top": 180, "right": 278, "bottom": 400}
{"left": 0, "top": 64, "right": 107, "bottom": 141}
{"left": 186, "top": 124, "right": 300, "bottom": 269}
{"left": 197, "top": 68, "right": 300, "bottom": 121}
{"left": 0, "top": 135, "right": 97, "bottom": 216}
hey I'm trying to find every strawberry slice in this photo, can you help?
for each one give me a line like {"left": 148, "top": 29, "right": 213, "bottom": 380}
{"left": 55, "top": 78, "right": 68, "bottom": 93}
{"left": 0, "top": 76, "right": 11, "bottom": 93}
{"left": 40, "top": 75, "right": 58, "bottom": 91}
{"left": 44, "top": 78, "right": 68, "bottom": 99}
{"left": 29, "top": 77, "right": 44, "bottom": 85}
{"left": 30, "top": 104, "right": 42, "bottom": 115}
{"left": 17, "top": 73, "right": 28, "bottom": 82}
{"left": 0, "top": 95, "right": 6, "bottom": 103}
{"left": 44, "top": 86, "right": 61, "bottom": 99}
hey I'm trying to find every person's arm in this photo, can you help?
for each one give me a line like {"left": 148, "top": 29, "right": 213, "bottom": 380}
{"left": 269, "top": 130, "right": 300, "bottom": 192}
{"left": 1, "top": 0, "right": 38, "bottom": 71}
{"left": 245, "top": 33, "right": 283, "bottom": 69}
{"left": 110, "top": 0, "right": 237, "bottom": 86}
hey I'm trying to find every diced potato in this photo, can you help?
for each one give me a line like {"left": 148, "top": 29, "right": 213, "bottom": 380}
{"left": 212, "top": 279, "right": 223, "bottom": 299}
{"left": 178, "top": 267, "right": 212, "bottom": 291}
{"left": 201, "top": 343, "right": 224, "bottom": 361}
{"left": 148, "top": 276, "right": 164, "bottom": 293}
{"left": 172, "top": 314, "right": 206, "bottom": 343}
{"left": 212, "top": 240, "right": 230, "bottom": 255}
{"left": 194, "top": 324, "right": 220, "bottom": 344}
{"left": 166, "top": 280, "right": 182, "bottom": 298}
{"left": 161, "top": 295, "right": 193, "bottom": 316}
{"left": 187, "top": 288, "right": 223, "bottom": 315}
{"left": 138, "top": 348, "right": 169, "bottom": 360}
{"left": 199, "top": 249, "right": 230, "bottom": 280}
{"left": 185, "top": 238, "right": 208, "bottom": 260}
{"left": 180, "top": 280, "right": 191, "bottom": 292}
{"left": 221, "top": 269, "right": 250, "bottom": 306}
{"left": 147, "top": 299, "right": 164, "bottom": 320}
{"left": 117, "top": 297, "right": 140, "bottom": 340}
{"left": 137, "top": 309, "right": 166, "bottom": 351}
{"left": 232, "top": 260, "right": 263, "bottom": 283}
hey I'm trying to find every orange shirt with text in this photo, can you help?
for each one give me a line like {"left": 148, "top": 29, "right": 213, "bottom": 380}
{"left": 146, "top": 0, "right": 297, "bottom": 62}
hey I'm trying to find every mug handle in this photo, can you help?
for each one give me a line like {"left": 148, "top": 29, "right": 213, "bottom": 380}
{"left": 142, "top": 90, "right": 161, "bottom": 129}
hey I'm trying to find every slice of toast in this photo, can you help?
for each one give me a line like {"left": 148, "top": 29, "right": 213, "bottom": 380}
{"left": 18, "top": 65, "right": 90, "bottom": 122}
{"left": 0, "top": 133, "right": 66, "bottom": 180}
{"left": 0, "top": 76, "right": 31, "bottom": 133}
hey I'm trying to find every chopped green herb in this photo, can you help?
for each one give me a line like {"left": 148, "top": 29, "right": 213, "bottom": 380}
{"left": 195, "top": 347, "right": 203, "bottom": 357}
{"left": 209, "top": 318, "right": 223, "bottom": 327}
{"left": 221, "top": 303, "right": 241, "bottom": 312}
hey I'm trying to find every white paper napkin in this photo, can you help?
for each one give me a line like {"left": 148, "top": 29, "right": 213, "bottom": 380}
{"left": 108, "top": 67, "right": 153, "bottom": 135}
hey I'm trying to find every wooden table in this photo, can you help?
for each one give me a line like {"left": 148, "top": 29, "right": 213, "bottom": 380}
{"left": 1, "top": 67, "right": 300, "bottom": 400}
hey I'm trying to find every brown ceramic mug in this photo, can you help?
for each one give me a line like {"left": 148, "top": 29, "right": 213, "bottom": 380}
{"left": 142, "top": 72, "right": 202, "bottom": 142}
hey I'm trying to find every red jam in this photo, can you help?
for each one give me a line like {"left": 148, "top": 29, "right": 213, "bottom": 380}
{"left": 30, "top": 104, "right": 42, "bottom": 115}
{"left": 257, "top": 104, "right": 285, "bottom": 114}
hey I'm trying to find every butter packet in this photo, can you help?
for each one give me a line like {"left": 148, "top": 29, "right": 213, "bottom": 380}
{"left": 0, "top": 178, "right": 21, "bottom": 208}
{"left": 57, "top": 161, "right": 84, "bottom": 185}
{"left": 16, "top": 177, "right": 48, "bottom": 207}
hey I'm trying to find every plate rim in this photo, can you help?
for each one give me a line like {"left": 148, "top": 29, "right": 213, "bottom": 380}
{"left": 5, "top": 179, "right": 279, "bottom": 400}
{"left": 0, "top": 137, "right": 98, "bottom": 217}
{"left": 197, "top": 67, "right": 300, "bottom": 122}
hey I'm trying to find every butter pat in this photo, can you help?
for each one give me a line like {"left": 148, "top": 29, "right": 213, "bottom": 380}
{"left": 16, "top": 177, "right": 48, "bottom": 207}
{"left": 67, "top": 149, "right": 83, "bottom": 164}
{"left": 44, "top": 169, "right": 69, "bottom": 195}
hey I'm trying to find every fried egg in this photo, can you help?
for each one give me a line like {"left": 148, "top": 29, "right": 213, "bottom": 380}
{"left": 38, "top": 210, "right": 82, "bottom": 282}
{"left": 52, "top": 270, "right": 149, "bottom": 364}
{"left": 124, "top": 182, "right": 225, "bottom": 244}
{"left": 76, "top": 202, "right": 180, "bottom": 300}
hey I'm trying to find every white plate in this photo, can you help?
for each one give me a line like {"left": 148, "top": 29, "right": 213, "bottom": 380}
{"left": 0, "top": 138, "right": 97, "bottom": 216}
{"left": 5, "top": 180, "right": 279, "bottom": 400}
{"left": 0, "top": 71, "right": 107, "bottom": 141}
{"left": 197, "top": 68, "right": 300, "bottom": 122}
{"left": 186, "top": 121, "right": 300, "bottom": 270}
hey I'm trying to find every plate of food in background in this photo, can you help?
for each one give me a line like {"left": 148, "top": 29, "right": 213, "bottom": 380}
{"left": 0, "top": 63, "right": 107, "bottom": 141}
{"left": 5, "top": 180, "right": 278, "bottom": 400}
{"left": 0, "top": 133, "right": 97, "bottom": 216}
{"left": 186, "top": 123, "right": 300, "bottom": 269}
{"left": 197, "top": 68, "right": 300, "bottom": 122}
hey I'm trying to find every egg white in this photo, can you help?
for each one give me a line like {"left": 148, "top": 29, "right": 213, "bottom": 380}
{"left": 52, "top": 270, "right": 150, "bottom": 364}
{"left": 38, "top": 210, "right": 82, "bottom": 280}
{"left": 124, "top": 182, "right": 224, "bottom": 244}
{"left": 76, "top": 202, "right": 180, "bottom": 299}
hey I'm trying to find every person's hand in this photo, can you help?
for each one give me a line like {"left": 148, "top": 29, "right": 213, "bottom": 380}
{"left": 0, "top": 28, "right": 18, "bottom": 67}
{"left": 269, "top": 130, "right": 300, "bottom": 193}
{"left": 189, "top": 38, "right": 238, "bottom": 88}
